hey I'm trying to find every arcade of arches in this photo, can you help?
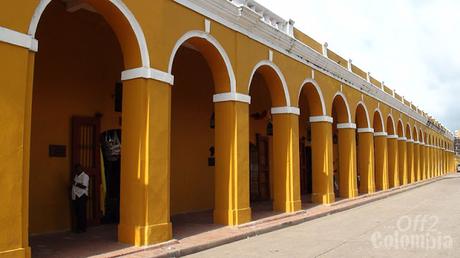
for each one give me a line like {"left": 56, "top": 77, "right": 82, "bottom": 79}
{"left": 0, "top": 0, "right": 457, "bottom": 257}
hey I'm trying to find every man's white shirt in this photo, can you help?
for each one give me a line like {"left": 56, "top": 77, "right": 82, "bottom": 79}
{"left": 72, "top": 172, "right": 89, "bottom": 200}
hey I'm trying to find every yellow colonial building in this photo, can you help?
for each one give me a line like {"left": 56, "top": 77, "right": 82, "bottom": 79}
{"left": 0, "top": 0, "right": 457, "bottom": 257}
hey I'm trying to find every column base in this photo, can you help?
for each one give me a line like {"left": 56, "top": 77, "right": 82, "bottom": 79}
{"left": 213, "top": 207, "right": 251, "bottom": 226}
{"left": 118, "top": 222, "right": 172, "bottom": 246}
{"left": 312, "top": 192, "right": 335, "bottom": 205}
{"left": 273, "top": 199, "right": 302, "bottom": 213}
{"left": 0, "top": 247, "right": 30, "bottom": 258}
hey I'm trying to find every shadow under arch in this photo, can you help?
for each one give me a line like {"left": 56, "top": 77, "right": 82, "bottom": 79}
{"left": 30, "top": 0, "right": 150, "bottom": 69}
{"left": 168, "top": 30, "right": 236, "bottom": 93}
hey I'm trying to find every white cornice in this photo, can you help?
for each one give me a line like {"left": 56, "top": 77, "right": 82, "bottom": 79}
{"left": 174, "top": 0, "right": 453, "bottom": 140}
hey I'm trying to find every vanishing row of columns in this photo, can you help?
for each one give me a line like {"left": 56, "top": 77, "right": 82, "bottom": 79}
{"left": 119, "top": 87, "right": 456, "bottom": 245}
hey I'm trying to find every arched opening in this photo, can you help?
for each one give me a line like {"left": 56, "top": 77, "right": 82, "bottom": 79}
{"left": 298, "top": 81, "right": 325, "bottom": 204}
{"left": 169, "top": 34, "right": 234, "bottom": 236}
{"left": 355, "top": 103, "right": 371, "bottom": 194}
{"left": 331, "top": 93, "right": 355, "bottom": 199}
{"left": 406, "top": 124, "right": 414, "bottom": 183}
{"left": 386, "top": 115, "right": 398, "bottom": 188}
{"left": 397, "top": 120, "right": 406, "bottom": 185}
{"left": 373, "top": 110, "right": 387, "bottom": 191}
{"left": 413, "top": 126, "right": 420, "bottom": 181}
{"left": 28, "top": 0, "right": 139, "bottom": 255}
{"left": 248, "top": 62, "right": 288, "bottom": 217}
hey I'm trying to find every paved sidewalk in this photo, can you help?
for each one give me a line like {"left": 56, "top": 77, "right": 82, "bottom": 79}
{"left": 187, "top": 173, "right": 460, "bottom": 258}
{"left": 106, "top": 175, "right": 449, "bottom": 258}
{"left": 29, "top": 174, "right": 453, "bottom": 258}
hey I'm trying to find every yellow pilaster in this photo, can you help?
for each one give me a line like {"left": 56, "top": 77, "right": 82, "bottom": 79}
{"left": 407, "top": 141, "right": 414, "bottom": 183}
{"left": 272, "top": 113, "right": 301, "bottom": 212}
{"left": 387, "top": 135, "right": 399, "bottom": 188}
{"left": 421, "top": 144, "right": 426, "bottom": 180}
{"left": 0, "top": 42, "right": 33, "bottom": 258}
{"left": 337, "top": 126, "right": 358, "bottom": 198}
{"left": 414, "top": 142, "right": 420, "bottom": 181}
{"left": 118, "top": 78, "right": 172, "bottom": 246}
{"left": 374, "top": 133, "right": 389, "bottom": 190}
{"left": 398, "top": 138, "right": 408, "bottom": 185}
{"left": 214, "top": 100, "right": 251, "bottom": 225}
{"left": 310, "top": 118, "right": 334, "bottom": 204}
{"left": 357, "top": 130, "right": 375, "bottom": 193}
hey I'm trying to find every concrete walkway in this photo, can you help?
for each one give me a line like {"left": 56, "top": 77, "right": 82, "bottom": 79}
{"left": 29, "top": 174, "right": 456, "bottom": 257}
{"left": 187, "top": 174, "right": 460, "bottom": 258}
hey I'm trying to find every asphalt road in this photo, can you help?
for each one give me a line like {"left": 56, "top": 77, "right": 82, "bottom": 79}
{"left": 187, "top": 174, "right": 460, "bottom": 258}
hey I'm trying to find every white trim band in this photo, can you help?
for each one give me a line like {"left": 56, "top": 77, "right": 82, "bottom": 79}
{"left": 0, "top": 26, "right": 38, "bottom": 52}
{"left": 309, "top": 116, "right": 333, "bottom": 123}
{"left": 357, "top": 128, "right": 374, "bottom": 133}
{"left": 121, "top": 67, "right": 174, "bottom": 85}
{"left": 374, "top": 132, "right": 388, "bottom": 137}
{"left": 398, "top": 137, "right": 407, "bottom": 141}
{"left": 337, "top": 123, "right": 356, "bottom": 129}
{"left": 387, "top": 134, "right": 398, "bottom": 139}
{"left": 407, "top": 139, "right": 414, "bottom": 143}
{"left": 271, "top": 106, "right": 300, "bottom": 115}
{"left": 213, "top": 92, "right": 251, "bottom": 103}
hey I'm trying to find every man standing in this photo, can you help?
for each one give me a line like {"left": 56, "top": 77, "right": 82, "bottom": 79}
{"left": 72, "top": 164, "right": 89, "bottom": 233}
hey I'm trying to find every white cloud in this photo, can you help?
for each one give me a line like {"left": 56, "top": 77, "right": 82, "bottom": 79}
{"left": 256, "top": 0, "right": 460, "bottom": 131}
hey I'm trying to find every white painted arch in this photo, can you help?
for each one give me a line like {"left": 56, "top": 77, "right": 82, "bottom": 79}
{"left": 373, "top": 108, "right": 386, "bottom": 132}
{"left": 168, "top": 30, "right": 236, "bottom": 92}
{"left": 248, "top": 60, "right": 290, "bottom": 106}
{"left": 406, "top": 122, "right": 413, "bottom": 140}
{"left": 397, "top": 118, "right": 406, "bottom": 137}
{"left": 29, "top": 0, "right": 151, "bottom": 68}
{"left": 298, "top": 78, "right": 326, "bottom": 116}
{"left": 387, "top": 113, "right": 396, "bottom": 135}
{"left": 332, "top": 91, "right": 352, "bottom": 123}
{"left": 355, "top": 101, "right": 371, "bottom": 128}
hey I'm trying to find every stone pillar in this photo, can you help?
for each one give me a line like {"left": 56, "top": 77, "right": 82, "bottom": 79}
{"left": 118, "top": 78, "right": 173, "bottom": 246}
{"left": 398, "top": 137, "right": 408, "bottom": 185}
{"left": 213, "top": 96, "right": 251, "bottom": 225}
{"left": 357, "top": 128, "right": 375, "bottom": 193}
{"left": 310, "top": 116, "right": 335, "bottom": 204}
{"left": 387, "top": 135, "right": 399, "bottom": 187}
{"left": 272, "top": 110, "right": 301, "bottom": 213}
{"left": 337, "top": 123, "right": 358, "bottom": 198}
{"left": 374, "top": 132, "right": 389, "bottom": 190}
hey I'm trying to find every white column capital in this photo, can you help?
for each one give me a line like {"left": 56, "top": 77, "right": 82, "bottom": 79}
{"left": 121, "top": 67, "right": 174, "bottom": 85}
{"left": 271, "top": 106, "right": 300, "bottom": 115}
{"left": 309, "top": 116, "right": 333, "bottom": 123}
{"left": 213, "top": 92, "right": 251, "bottom": 103}
{"left": 387, "top": 134, "right": 398, "bottom": 139}
{"left": 337, "top": 123, "right": 356, "bottom": 129}
{"left": 397, "top": 137, "right": 407, "bottom": 141}
{"left": 357, "top": 128, "right": 374, "bottom": 133}
{"left": 374, "top": 132, "right": 388, "bottom": 137}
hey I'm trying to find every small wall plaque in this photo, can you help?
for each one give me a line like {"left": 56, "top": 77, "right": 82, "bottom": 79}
{"left": 49, "top": 145, "right": 66, "bottom": 157}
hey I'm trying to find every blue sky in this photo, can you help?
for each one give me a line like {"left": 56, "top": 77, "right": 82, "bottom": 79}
{"left": 256, "top": 0, "right": 460, "bottom": 132}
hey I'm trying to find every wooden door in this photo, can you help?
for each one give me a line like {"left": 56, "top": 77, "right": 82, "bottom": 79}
{"left": 72, "top": 116, "right": 102, "bottom": 226}
{"left": 300, "top": 138, "right": 313, "bottom": 195}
